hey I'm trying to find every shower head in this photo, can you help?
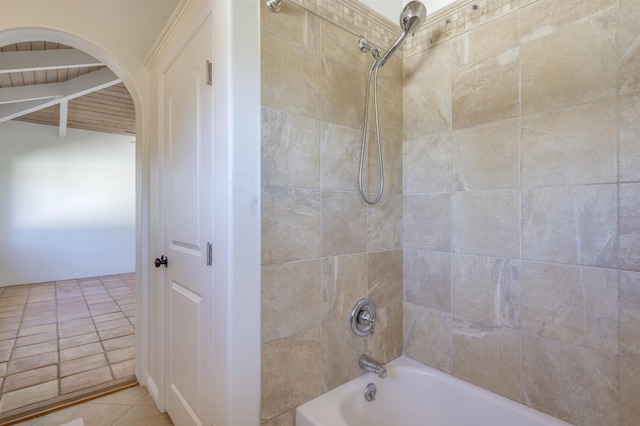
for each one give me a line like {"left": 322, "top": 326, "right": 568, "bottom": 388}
{"left": 378, "top": 1, "right": 427, "bottom": 67}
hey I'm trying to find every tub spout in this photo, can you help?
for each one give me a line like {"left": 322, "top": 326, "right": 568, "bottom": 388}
{"left": 359, "top": 354, "right": 387, "bottom": 379}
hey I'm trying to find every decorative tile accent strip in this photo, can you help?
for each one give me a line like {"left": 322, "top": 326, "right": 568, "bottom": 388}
{"left": 284, "top": 0, "right": 540, "bottom": 59}
{"left": 404, "top": 0, "right": 541, "bottom": 56}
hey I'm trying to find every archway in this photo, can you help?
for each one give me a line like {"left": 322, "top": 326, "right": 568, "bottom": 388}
{"left": 0, "top": 28, "right": 149, "bottom": 420}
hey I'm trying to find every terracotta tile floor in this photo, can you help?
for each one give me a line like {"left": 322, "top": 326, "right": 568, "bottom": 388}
{"left": 0, "top": 274, "right": 136, "bottom": 416}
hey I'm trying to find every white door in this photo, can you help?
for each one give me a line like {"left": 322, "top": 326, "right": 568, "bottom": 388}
{"left": 159, "top": 17, "right": 213, "bottom": 426}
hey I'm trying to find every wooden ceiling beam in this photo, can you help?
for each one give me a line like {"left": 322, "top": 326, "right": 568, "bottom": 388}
{"left": 0, "top": 68, "right": 121, "bottom": 123}
{"left": 0, "top": 49, "right": 103, "bottom": 74}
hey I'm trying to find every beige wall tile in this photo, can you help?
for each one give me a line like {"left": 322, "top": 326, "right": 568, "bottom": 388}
{"left": 620, "top": 271, "right": 640, "bottom": 359}
{"left": 452, "top": 118, "right": 519, "bottom": 191}
{"left": 403, "top": 133, "right": 452, "bottom": 194}
{"left": 620, "top": 357, "right": 640, "bottom": 426}
{"left": 403, "top": 303, "right": 452, "bottom": 373}
{"left": 522, "top": 185, "right": 617, "bottom": 268}
{"left": 403, "top": 71, "right": 451, "bottom": 140}
{"left": 520, "top": 0, "right": 615, "bottom": 44}
{"left": 619, "top": 93, "right": 640, "bottom": 183}
{"left": 321, "top": 56, "right": 366, "bottom": 130}
{"left": 451, "top": 49, "right": 519, "bottom": 130}
{"left": 261, "top": 108, "right": 321, "bottom": 189}
{"left": 404, "top": 249, "right": 451, "bottom": 312}
{"left": 262, "top": 260, "right": 321, "bottom": 344}
{"left": 321, "top": 320, "right": 366, "bottom": 392}
{"left": 403, "top": 193, "right": 451, "bottom": 252}
{"left": 521, "top": 262, "right": 618, "bottom": 353}
{"left": 521, "top": 100, "right": 617, "bottom": 187}
{"left": 403, "top": 41, "right": 451, "bottom": 87}
{"left": 451, "top": 10, "right": 519, "bottom": 68}
{"left": 366, "top": 303, "right": 403, "bottom": 364}
{"left": 522, "top": 334, "right": 619, "bottom": 426}
{"left": 366, "top": 194, "right": 402, "bottom": 251}
{"left": 452, "top": 255, "right": 520, "bottom": 329}
{"left": 620, "top": 183, "right": 640, "bottom": 272}
{"left": 521, "top": 7, "right": 616, "bottom": 115}
{"left": 368, "top": 250, "right": 402, "bottom": 309}
{"left": 372, "top": 75, "right": 403, "bottom": 142}
{"left": 262, "top": 187, "right": 321, "bottom": 264}
{"left": 618, "top": 0, "right": 640, "bottom": 95}
{"left": 452, "top": 190, "right": 520, "bottom": 259}
{"left": 321, "top": 191, "right": 366, "bottom": 256}
{"left": 261, "top": 328, "right": 322, "bottom": 423}
{"left": 320, "top": 123, "right": 360, "bottom": 191}
{"left": 452, "top": 317, "right": 521, "bottom": 401}
{"left": 261, "top": 31, "right": 320, "bottom": 119}
{"left": 321, "top": 254, "right": 367, "bottom": 324}
{"left": 261, "top": 0, "right": 319, "bottom": 49}
{"left": 320, "top": 20, "right": 368, "bottom": 71}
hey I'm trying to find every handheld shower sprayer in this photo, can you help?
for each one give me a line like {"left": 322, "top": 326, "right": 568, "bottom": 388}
{"left": 358, "top": 1, "right": 427, "bottom": 205}
{"left": 379, "top": 1, "right": 427, "bottom": 67}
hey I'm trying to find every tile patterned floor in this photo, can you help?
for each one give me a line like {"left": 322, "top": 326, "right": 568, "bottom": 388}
{"left": 0, "top": 274, "right": 136, "bottom": 416}
{"left": 13, "top": 386, "right": 173, "bottom": 426}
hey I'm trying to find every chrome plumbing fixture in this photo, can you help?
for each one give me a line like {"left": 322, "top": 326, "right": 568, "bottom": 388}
{"left": 359, "top": 354, "right": 387, "bottom": 379}
{"left": 267, "top": 0, "right": 282, "bottom": 12}
{"left": 358, "top": 1, "right": 427, "bottom": 205}
{"left": 358, "top": 38, "right": 381, "bottom": 60}
{"left": 364, "top": 383, "right": 377, "bottom": 402}
{"left": 350, "top": 298, "right": 376, "bottom": 336}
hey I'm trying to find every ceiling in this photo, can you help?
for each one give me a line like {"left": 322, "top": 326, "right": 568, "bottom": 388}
{"left": 0, "top": 42, "right": 135, "bottom": 136}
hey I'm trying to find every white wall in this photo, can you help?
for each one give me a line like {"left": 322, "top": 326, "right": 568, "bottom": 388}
{"left": 360, "top": 0, "right": 457, "bottom": 22}
{"left": 0, "top": 121, "right": 136, "bottom": 286}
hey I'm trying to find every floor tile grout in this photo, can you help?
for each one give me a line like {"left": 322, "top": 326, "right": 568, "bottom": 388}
{"left": 0, "top": 274, "right": 136, "bottom": 415}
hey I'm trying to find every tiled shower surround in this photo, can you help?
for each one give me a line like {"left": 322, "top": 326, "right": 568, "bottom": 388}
{"left": 261, "top": 0, "right": 640, "bottom": 425}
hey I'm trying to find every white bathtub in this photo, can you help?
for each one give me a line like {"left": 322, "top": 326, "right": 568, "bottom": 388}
{"left": 296, "top": 356, "right": 571, "bottom": 426}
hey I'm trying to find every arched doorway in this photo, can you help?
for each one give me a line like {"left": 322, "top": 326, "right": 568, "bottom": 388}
{"left": 0, "top": 29, "right": 149, "bottom": 421}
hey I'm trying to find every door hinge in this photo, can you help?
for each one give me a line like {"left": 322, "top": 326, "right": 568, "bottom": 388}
{"left": 206, "top": 60, "right": 212, "bottom": 86}
{"left": 207, "top": 242, "right": 213, "bottom": 266}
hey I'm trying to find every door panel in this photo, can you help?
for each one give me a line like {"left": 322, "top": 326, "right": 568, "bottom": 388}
{"left": 160, "top": 16, "right": 213, "bottom": 426}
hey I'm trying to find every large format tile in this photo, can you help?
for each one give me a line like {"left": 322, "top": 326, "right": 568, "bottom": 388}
{"left": 261, "top": 328, "right": 322, "bottom": 423}
{"left": 620, "top": 183, "right": 640, "bottom": 272}
{"left": 452, "top": 190, "right": 520, "bottom": 259}
{"left": 261, "top": 260, "right": 321, "bottom": 343}
{"left": 261, "top": 108, "right": 321, "bottom": 189}
{"left": 521, "top": 262, "right": 618, "bottom": 353}
{"left": 403, "top": 133, "right": 452, "bottom": 194}
{"left": 452, "top": 254, "right": 521, "bottom": 329}
{"left": 403, "top": 193, "right": 451, "bottom": 252}
{"left": 520, "top": 0, "right": 617, "bottom": 114}
{"left": 261, "top": 31, "right": 320, "bottom": 119}
{"left": 321, "top": 254, "right": 367, "bottom": 324}
{"left": 621, "top": 271, "right": 640, "bottom": 359}
{"left": 522, "top": 334, "right": 618, "bottom": 426}
{"left": 403, "top": 303, "right": 452, "bottom": 373}
{"left": 404, "top": 249, "right": 451, "bottom": 312}
{"left": 452, "top": 118, "right": 519, "bottom": 191}
{"left": 522, "top": 185, "right": 617, "bottom": 268}
{"left": 452, "top": 317, "right": 521, "bottom": 402}
{"left": 619, "top": 93, "right": 640, "bottom": 182}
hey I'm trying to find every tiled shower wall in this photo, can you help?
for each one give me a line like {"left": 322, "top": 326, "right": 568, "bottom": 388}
{"left": 259, "top": 1, "right": 403, "bottom": 424}
{"left": 402, "top": 0, "right": 640, "bottom": 425}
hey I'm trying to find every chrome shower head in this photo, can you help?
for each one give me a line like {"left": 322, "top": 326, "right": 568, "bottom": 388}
{"left": 379, "top": 1, "right": 427, "bottom": 67}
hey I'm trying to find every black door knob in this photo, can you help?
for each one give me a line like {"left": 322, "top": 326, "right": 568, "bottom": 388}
{"left": 154, "top": 255, "right": 168, "bottom": 268}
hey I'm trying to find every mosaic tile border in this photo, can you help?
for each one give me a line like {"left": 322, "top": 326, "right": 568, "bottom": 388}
{"left": 283, "top": 0, "right": 541, "bottom": 58}
{"left": 404, "top": 0, "right": 541, "bottom": 56}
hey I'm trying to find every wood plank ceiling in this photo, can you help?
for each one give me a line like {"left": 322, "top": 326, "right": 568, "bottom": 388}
{"left": 0, "top": 42, "right": 135, "bottom": 136}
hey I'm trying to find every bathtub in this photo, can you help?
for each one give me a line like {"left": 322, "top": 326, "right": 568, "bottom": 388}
{"left": 296, "top": 356, "right": 571, "bottom": 426}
